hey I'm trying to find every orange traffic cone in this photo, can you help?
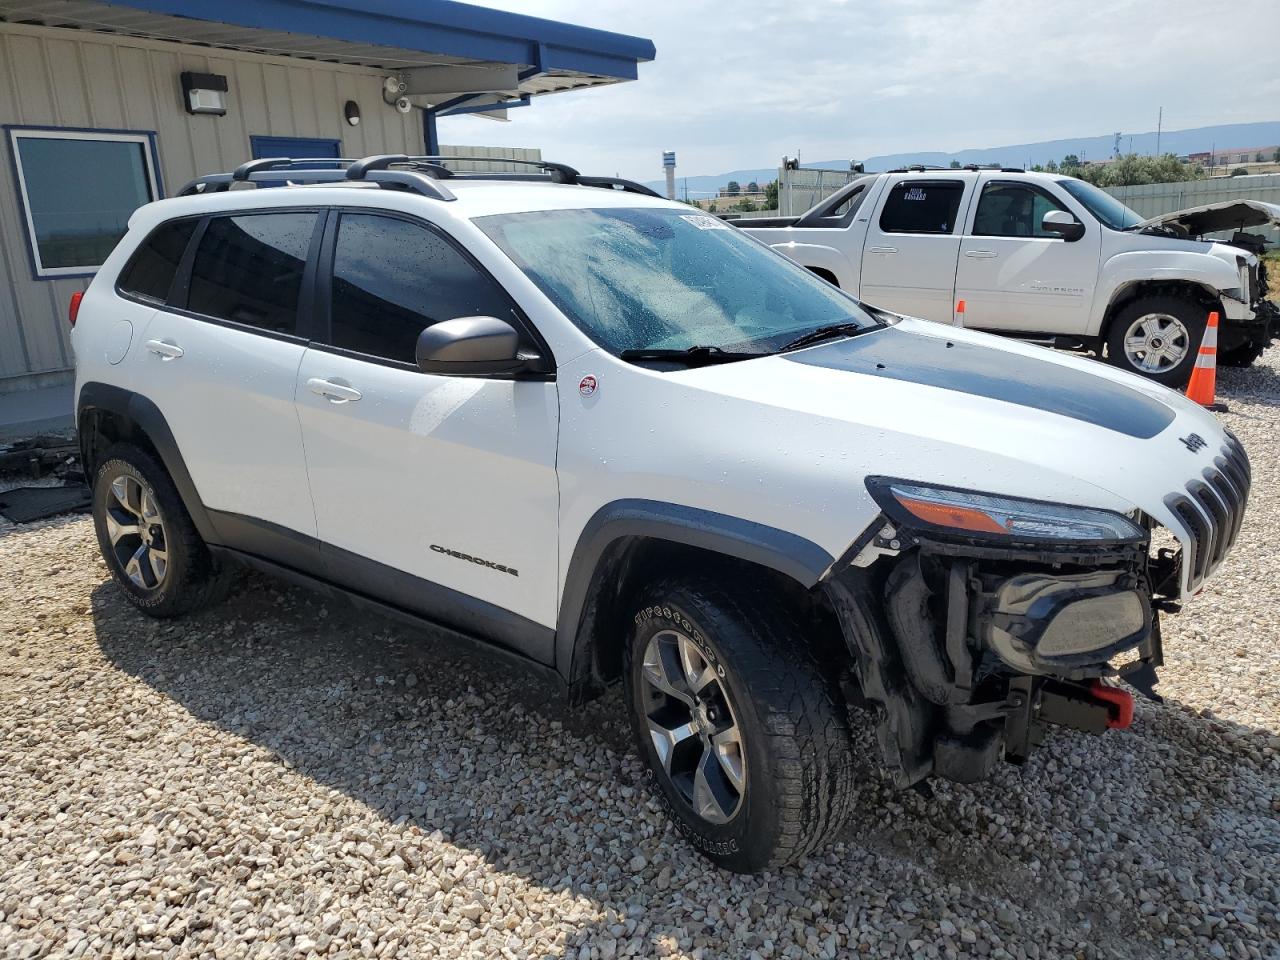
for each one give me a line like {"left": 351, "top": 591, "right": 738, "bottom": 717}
{"left": 1185, "top": 311, "right": 1227, "bottom": 412}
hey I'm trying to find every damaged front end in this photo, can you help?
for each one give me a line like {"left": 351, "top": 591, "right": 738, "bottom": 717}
{"left": 823, "top": 478, "right": 1183, "bottom": 788}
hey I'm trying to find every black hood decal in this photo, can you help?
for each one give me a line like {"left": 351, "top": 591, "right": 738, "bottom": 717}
{"left": 784, "top": 327, "right": 1175, "bottom": 439}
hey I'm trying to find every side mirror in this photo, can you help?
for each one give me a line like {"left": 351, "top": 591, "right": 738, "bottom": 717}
{"left": 1042, "top": 209, "right": 1085, "bottom": 241}
{"left": 415, "top": 316, "right": 546, "bottom": 377}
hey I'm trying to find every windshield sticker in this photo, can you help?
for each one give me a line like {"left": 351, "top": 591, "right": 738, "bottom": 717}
{"left": 680, "top": 214, "right": 730, "bottom": 230}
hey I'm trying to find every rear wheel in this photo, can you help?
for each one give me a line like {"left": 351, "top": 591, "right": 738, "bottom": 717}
{"left": 1105, "top": 296, "right": 1206, "bottom": 387}
{"left": 624, "top": 577, "right": 856, "bottom": 873}
{"left": 92, "top": 443, "right": 230, "bottom": 617}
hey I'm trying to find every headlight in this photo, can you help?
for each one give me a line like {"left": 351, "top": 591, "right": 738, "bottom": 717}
{"left": 867, "top": 478, "right": 1145, "bottom": 543}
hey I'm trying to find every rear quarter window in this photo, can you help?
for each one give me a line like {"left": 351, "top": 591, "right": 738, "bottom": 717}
{"left": 878, "top": 181, "right": 965, "bottom": 234}
{"left": 117, "top": 219, "right": 198, "bottom": 303}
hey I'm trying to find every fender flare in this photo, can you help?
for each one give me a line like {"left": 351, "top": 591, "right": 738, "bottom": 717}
{"left": 554, "top": 498, "right": 836, "bottom": 683}
{"left": 77, "top": 381, "right": 219, "bottom": 544}
{"left": 765, "top": 240, "right": 857, "bottom": 291}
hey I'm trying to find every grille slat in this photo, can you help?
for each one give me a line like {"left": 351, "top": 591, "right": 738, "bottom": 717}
{"left": 1166, "top": 441, "right": 1251, "bottom": 592}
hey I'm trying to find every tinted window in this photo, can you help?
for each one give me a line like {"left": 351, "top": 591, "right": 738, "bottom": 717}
{"left": 328, "top": 213, "right": 516, "bottom": 364}
{"left": 187, "top": 213, "right": 316, "bottom": 334}
{"left": 973, "top": 183, "right": 1069, "bottom": 238}
{"left": 118, "top": 219, "right": 197, "bottom": 302}
{"left": 11, "top": 132, "right": 156, "bottom": 276}
{"left": 878, "top": 181, "right": 965, "bottom": 234}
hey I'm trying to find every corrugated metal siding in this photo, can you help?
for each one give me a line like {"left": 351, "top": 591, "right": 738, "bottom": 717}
{"left": 0, "top": 21, "right": 426, "bottom": 387}
{"left": 1105, "top": 174, "right": 1280, "bottom": 244}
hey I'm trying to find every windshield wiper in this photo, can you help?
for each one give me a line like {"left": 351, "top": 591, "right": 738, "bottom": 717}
{"left": 779, "top": 321, "right": 870, "bottom": 352}
{"left": 618, "top": 345, "right": 761, "bottom": 366}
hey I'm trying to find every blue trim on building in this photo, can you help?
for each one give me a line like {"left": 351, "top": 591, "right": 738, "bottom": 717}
{"left": 4, "top": 124, "right": 164, "bottom": 282}
{"left": 437, "top": 97, "right": 530, "bottom": 118}
{"left": 117, "top": 0, "right": 654, "bottom": 78}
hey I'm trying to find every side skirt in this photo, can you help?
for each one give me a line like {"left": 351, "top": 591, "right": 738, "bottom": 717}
{"left": 207, "top": 545, "right": 566, "bottom": 695}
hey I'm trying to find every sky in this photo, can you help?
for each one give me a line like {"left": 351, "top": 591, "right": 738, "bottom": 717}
{"left": 438, "top": 0, "right": 1280, "bottom": 182}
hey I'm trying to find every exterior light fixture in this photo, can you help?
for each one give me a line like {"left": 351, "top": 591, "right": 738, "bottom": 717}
{"left": 181, "top": 72, "right": 228, "bottom": 116}
{"left": 344, "top": 100, "right": 361, "bottom": 126}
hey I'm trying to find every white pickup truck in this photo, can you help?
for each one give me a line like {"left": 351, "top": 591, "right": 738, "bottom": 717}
{"left": 742, "top": 169, "right": 1279, "bottom": 386}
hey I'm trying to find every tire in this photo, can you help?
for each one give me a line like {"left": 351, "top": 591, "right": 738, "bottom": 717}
{"left": 1105, "top": 296, "right": 1206, "bottom": 387}
{"left": 624, "top": 576, "right": 856, "bottom": 873}
{"left": 1217, "top": 340, "right": 1266, "bottom": 369}
{"left": 92, "top": 443, "right": 231, "bottom": 618}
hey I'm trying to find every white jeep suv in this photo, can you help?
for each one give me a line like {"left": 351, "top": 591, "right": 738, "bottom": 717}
{"left": 73, "top": 155, "right": 1250, "bottom": 873}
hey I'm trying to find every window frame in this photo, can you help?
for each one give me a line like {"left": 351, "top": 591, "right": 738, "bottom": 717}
{"left": 311, "top": 208, "right": 555, "bottom": 379}
{"left": 152, "top": 207, "right": 326, "bottom": 345}
{"left": 6, "top": 125, "right": 163, "bottom": 280}
{"left": 969, "top": 179, "right": 1079, "bottom": 240}
{"left": 877, "top": 179, "right": 967, "bottom": 236}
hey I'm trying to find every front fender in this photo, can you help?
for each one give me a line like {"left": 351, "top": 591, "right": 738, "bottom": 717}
{"left": 1092, "top": 250, "right": 1238, "bottom": 333}
{"left": 554, "top": 499, "right": 835, "bottom": 683}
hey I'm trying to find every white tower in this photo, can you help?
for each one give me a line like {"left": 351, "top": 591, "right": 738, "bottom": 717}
{"left": 662, "top": 151, "right": 676, "bottom": 200}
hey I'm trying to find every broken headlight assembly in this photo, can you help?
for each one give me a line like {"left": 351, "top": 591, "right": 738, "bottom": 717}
{"left": 866, "top": 478, "right": 1146, "bottom": 545}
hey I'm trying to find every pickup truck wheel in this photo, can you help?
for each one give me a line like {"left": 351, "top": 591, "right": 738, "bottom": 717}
{"left": 92, "top": 443, "right": 231, "bottom": 618}
{"left": 624, "top": 578, "right": 856, "bottom": 873}
{"left": 1105, "top": 296, "right": 1206, "bottom": 387}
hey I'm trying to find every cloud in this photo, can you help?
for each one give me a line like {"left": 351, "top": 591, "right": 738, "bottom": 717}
{"left": 437, "top": 0, "right": 1280, "bottom": 180}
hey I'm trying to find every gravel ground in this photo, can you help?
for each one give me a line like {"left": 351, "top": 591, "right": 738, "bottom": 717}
{"left": 2, "top": 353, "right": 1279, "bottom": 960}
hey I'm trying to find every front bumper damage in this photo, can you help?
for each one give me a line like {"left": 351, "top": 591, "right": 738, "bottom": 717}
{"left": 822, "top": 526, "right": 1177, "bottom": 788}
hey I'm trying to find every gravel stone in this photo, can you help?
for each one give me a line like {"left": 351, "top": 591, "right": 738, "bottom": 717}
{"left": 2, "top": 348, "right": 1279, "bottom": 958}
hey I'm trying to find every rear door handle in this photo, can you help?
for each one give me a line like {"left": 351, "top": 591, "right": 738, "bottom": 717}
{"left": 868, "top": 245, "right": 898, "bottom": 254}
{"left": 145, "top": 338, "right": 183, "bottom": 359}
{"left": 307, "top": 377, "right": 362, "bottom": 403}
{"left": 964, "top": 249, "right": 998, "bottom": 259}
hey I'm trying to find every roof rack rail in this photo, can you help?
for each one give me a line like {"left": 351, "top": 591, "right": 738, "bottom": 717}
{"left": 177, "top": 153, "right": 663, "bottom": 201}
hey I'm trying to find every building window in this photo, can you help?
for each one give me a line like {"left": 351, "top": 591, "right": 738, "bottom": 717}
{"left": 8, "top": 128, "right": 160, "bottom": 279}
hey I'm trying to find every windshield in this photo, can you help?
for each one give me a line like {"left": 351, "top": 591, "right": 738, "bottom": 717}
{"left": 1057, "top": 178, "right": 1143, "bottom": 230}
{"left": 475, "top": 207, "right": 877, "bottom": 355}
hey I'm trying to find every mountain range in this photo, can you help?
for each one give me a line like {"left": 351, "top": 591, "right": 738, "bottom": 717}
{"left": 647, "top": 121, "right": 1280, "bottom": 198}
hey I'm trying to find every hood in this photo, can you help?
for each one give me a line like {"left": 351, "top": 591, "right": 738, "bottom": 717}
{"left": 652, "top": 319, "right": 1229, "bottom": 596}
{"left": 1135, "top": 198, "right": 1280, "bottom": 237}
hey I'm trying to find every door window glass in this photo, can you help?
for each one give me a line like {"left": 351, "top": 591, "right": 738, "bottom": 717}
{"left": 117, "top": 219, "right": 197, "bottom": 303}
{"left": 973, "top": 183, "right": 1070, "bottom": 238}
{"left": 10, "top": 129, "right": 159, "bottom": 277}
{"left": 328, "top": 213, "right": 516, "bottom": 364}
{"left": 878, "top": 181, "right": 965, "bottom": 234}
{"left": 187, "top": 212, "right": 317, "bottom": 335}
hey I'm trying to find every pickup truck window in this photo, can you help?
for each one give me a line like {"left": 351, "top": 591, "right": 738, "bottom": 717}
{"left": 477, "top": 207, "right": 875, "bottom": 355}
{"left": 1057, "top": 178, "right": 1143, "bottom": 230}
{"left": 973, "top": 183, "right": 1069, "bottom": 238}
{"left": 878, "top": 181, "right": 965, "bottom": 234}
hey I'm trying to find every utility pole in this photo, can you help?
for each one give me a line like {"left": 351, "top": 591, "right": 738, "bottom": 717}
{"left": 1155, "top": 106, "right": 1162, "bottom": 157}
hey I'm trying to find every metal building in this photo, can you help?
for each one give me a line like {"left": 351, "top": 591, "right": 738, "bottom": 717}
{"left": 0, "top": 0, "right": 654, "bottom": 397}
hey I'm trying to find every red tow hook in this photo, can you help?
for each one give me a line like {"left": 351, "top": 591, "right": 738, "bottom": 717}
{"left": 1088, "top": 680, "right": 1134, "bottom": 730}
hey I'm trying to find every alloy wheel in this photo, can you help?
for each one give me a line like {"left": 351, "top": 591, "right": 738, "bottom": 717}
{"left": 639, "top": 629, "right": 746, "bottom": 824}
{"left": 1122, "top": 313, "right": 1191, "bottom": 373}
{"left": 104, "top": 474, "right": 168, "bottom": 590}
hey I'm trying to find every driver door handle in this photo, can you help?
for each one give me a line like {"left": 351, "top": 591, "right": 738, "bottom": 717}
{"left": 307, "top": 378, "right": 362, "bottom": 403}
{"left": 145, "top": 338, "right": 184, "bottom": 359}
{"left": 964, "top": 249, "right": 998, "bottom": 259}
{"left": 868, "top": 245, "right": 898, "bottom": 254}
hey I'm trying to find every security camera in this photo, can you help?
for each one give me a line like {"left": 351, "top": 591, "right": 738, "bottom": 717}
{"left": 394, "top": 96, "right": 412, "bottom": 114}
{"left": 383, "top": 76, "right": 406, "bottom": 97}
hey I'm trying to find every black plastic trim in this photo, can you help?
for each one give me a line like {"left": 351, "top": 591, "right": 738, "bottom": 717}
{"left": 76, "top": 382, "right": 219, "bottom": 544}
{"left": 555, "top": 499, "right": 835, "bottom": 678}
{"left": 201, "top": 508, "right": 555, "bottom": 662}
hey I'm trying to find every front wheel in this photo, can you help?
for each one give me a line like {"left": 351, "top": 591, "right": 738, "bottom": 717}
{"left": 624, "top": 578, "right": 856, "bottom": 873}
{"left": 1105, "top": 296, "right": 1206, "bottom": 387}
